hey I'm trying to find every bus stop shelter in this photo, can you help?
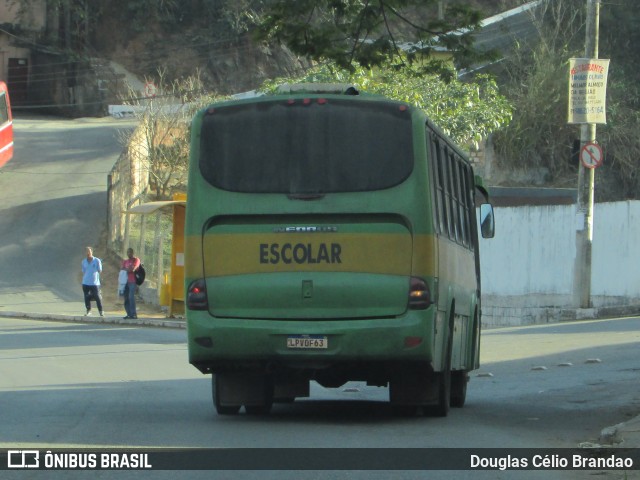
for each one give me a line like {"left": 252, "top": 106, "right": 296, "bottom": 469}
{"left": 125, "top": 194, "right": 186, "bottom": 316}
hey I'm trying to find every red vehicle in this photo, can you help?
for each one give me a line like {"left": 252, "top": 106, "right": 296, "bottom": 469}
{"left": 0, "top": 81, "right": 13, "bottom": 167}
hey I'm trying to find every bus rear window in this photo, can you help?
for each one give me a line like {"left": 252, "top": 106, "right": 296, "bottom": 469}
{"left": 199, "top": 99, "right": 414, "bottom": 194}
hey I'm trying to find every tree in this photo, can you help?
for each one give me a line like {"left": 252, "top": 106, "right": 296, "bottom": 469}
{"left": 595, "top": 0, "right": 640, "bottom": 199}
{"left": 260, "top": 62, "right": 512, "bottom": 148}
{"left": 255, "top": 0, "right": 491, "bottom": 78}
{"left": 120, "top": 70, "right": 226, "bottom": 200}
{"left": 491, "top": 0, "right": 640, "bottom": 199}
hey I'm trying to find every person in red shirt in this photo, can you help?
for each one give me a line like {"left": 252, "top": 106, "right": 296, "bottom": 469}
{"left": 121, "top": 248, "right": 141, "bottom": 319}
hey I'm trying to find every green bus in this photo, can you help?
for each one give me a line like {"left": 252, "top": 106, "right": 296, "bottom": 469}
{"left": 185, "top": 84, "right": 495, "bottom": 416}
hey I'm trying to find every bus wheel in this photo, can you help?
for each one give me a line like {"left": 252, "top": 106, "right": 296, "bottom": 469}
{"left": 245, "top": 403, "right": 273, "bottom": 415}
{"left": 471, "top": 309, "right": 481, "bottom": 370}
{"left": 274, "top": 397, "right": 295, "bottom": 403}
{"left": 450, "top": 371, "right": 468, "bottom": 408}
{"left": 212, "top": 375, "right": 241, "bottom": 415}
{"left": 428, "top": 311, "right": 453, "bottom": 417}
{"left": 244, "top": 375, "right": 274, "bottom": 415}
{"left": 429, "top": 365, "right": 451, "bottom": 417}
{"left": 393, "top": 405, "right": 421, "bottom": 417}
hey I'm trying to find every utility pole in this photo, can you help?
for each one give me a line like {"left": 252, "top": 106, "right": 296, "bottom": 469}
{"left": 575, "top": 0, "right": 600, "bottom": 308}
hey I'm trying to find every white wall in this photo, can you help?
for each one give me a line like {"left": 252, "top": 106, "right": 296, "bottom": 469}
{"left": 592, "top": 201, "right": 640, "bottom": 298}
{"left": 479, "top": 200, "right": 640, "bottom": 325}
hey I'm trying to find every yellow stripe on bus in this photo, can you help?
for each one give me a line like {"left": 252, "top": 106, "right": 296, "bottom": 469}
{"left": 184, "top": 233, "right": 478, "bottom": 284}
{"left": 187, "top": 233, "right": 423, "bottom": 277}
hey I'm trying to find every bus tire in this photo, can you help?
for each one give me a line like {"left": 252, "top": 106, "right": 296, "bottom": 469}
{"left": 212, "top": 374, "right": 241, "bottom": 415}
{"left": 429, "top": 310, "right": 453, "bottom": 417}
{"left": 393, "top": 405, "right": 420, "bottom": 417}
{"left": 244, "top": 395, "right": 274, "bottom": 415}
{"left": 471, "top": 308, "right": 481, "bottom": 369}
{"left": 450, "top": 371, "right": 468, "bottom": 408}
{"left": 245, "top": 404, "right": 273, "bottom": 414}
{"left": 245, "top": 375, "right": 274, "bottom": 415}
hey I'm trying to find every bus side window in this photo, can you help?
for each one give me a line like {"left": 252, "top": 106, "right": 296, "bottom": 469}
{"left": 438, "top": 143, "right": 453, "bottom": 240}
{"left": 456, "top": 160, "right": 469, "bottom": 247}
{"left": 428, "top": 132, "right": 443, "bottom": 234}
{"left": 445, "top": 149, "right": 460, "bottom": 243}
{"left": 461, "top": 164, "right": 474, "bottom": 250}
{"left": 452, "top": 156, "right": 464, "bottom": 245}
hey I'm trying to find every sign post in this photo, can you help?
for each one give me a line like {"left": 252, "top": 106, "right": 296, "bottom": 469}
{"left": 570, "top": 0, "right": 608, "bottom": 309}
{"left": 144, "top": 81, "right": 157, "bottom": 98}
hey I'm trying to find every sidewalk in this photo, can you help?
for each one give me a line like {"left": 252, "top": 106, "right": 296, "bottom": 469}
{"left": 0, "top": 288, "right": 183, "bottom": 329}
{"left": 0, "top": 308, "right": 184, "bottom": 329}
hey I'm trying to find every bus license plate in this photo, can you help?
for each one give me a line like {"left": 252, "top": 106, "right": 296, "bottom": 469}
{"left": 287, "top": 335, "right": 328, "bottom": 349}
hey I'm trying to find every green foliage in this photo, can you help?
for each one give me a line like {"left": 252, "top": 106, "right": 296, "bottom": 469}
{"left": 254, "top": 0, "right": 492, "bottom": 79}
{"left": 213, "top": 0, "right": 270, "bottom": 35}
{"left": 491, "top": 45, "right": 576, "bottom": 180}
{"left": 260, "top": 62, "right": 512, "bottom": 149}
{"left": 117, "top": 0, "right": 271, "bottom": 36}
{"left": 490, "top": 0, "right": 585, "bottom": 182}
{"left": 491, "top": 0, "right": 640, "bottom": 199}
{"left": 595, "top": 1, "right": 640, "bottom": 198}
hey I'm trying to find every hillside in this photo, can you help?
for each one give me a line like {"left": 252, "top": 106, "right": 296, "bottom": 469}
{"left": 84, "top": 1, "right": 640, "bottom": 201}
{"left": 90, "top": 0, "right": 523, "bottom": 94}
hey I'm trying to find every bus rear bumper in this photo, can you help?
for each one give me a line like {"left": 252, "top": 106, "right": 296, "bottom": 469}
{"left": 187, "top": 310, "right": 436, "bottom": 376}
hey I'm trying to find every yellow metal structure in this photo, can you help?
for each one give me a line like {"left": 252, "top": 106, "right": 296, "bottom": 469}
{"left": 170, "top": 195, "right": 186, "bottom": 315}
{"left": 126, "top": 193, "right": 186, "bottom": 316}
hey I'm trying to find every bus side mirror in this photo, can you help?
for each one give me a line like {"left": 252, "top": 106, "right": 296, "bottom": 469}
{"left": 479, "top": 204, "right": 495, "bottom": 239}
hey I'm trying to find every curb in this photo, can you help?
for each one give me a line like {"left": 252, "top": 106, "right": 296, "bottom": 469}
{"left": 598, "top": 416, "right": 640, "bottom": 448}
{"left": 561, "top": 304, "right": 640, "bottom": 321}
{"left": 0, "top": 311, "right": 186, "bottom": 329}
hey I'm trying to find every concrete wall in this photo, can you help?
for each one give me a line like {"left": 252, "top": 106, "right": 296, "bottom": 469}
{"left": 480, "top": 200, "right": 640, "bottom": 326}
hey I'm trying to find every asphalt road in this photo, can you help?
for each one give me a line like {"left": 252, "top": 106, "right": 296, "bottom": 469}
{"left": 0, "top": 114, "right": 135, "bottom": 315}
{"left": 1, "top": 315, "right": 639, "bottom": 479}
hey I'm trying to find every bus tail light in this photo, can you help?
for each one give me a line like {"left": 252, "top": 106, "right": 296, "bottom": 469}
{"left": 409, "top": 277, "right": 431, "bottom": 310}
{"left": 187, "top": 279, "right": 208, "bottom": 310}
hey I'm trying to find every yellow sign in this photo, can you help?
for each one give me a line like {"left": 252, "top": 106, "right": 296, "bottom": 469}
{"left": 200, "top": 233, "right": 413, "bottom": 276}
{"left": 568, "top": 58, "right": 610, "bottom": 124}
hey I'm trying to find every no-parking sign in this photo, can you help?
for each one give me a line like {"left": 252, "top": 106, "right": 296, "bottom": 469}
{"left": 580, "top": 142, "right": 603, "bottom": 169}
{"left": 144, "top": 82, "right": 157, "bottom": 98}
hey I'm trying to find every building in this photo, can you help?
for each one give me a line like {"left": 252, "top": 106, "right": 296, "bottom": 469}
{"left": 0, "top": 0, "right": 123, "bottom": 116}
{"left": 0, "top": 0, "right": 46, "bottom": 106}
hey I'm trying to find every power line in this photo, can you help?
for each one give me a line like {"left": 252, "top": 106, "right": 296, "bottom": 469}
{"left": 1, "top": 21, "right": 316, "bottom": 109}
{"left": 6, "top": 41, "right": 291, "bottom": 89}
{"left": 1, "top": 23, "right": 261, "bottom": 71}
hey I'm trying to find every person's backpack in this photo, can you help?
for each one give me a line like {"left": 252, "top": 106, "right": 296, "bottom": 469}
{"left": 135, "top": 263, "right": 146, "bottom": 286}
